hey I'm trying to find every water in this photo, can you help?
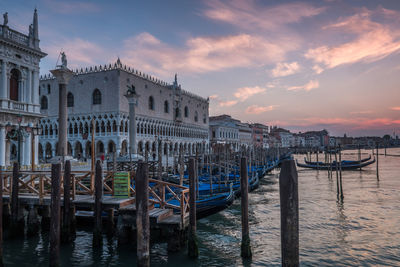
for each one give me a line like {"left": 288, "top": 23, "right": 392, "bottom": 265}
{"left": 3, "top": 148, "right": 400, "bottom": 266}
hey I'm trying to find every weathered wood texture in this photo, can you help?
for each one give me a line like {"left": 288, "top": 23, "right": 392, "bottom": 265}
{"left": 50, "top": 163, "right": 61, "bottom": 267}
{"left": 279, "top": 160, "right": 299, "bottom": 267}
{"left": 93, "top": 160, "right": 103, "bottom": 247}
{"left": 188, "top": 158, "right": 198, "bottom": 258}
{"left": 240, "top": 157, "right": 252, "bottom": 258}
{"left": 136, "top": 162, "right": 150, "bottom": 267}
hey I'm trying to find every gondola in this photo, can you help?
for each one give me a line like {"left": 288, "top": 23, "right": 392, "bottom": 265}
{"left": 304, "top": 155, "right": 371, "bottom": 166}
{"left": 296, "top": 158, "right": 376, "bottom": 170}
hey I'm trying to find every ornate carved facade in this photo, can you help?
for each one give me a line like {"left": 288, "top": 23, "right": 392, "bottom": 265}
{"left": 38, "top": 59, "right": 209, "bottom": 160}
{"left": 0, "top": 10, "right": 46, "bottom": 168}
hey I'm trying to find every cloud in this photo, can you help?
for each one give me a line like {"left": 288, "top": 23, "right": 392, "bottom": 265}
{"left": 43, "top": 0, "right": 101, "bottom": 14}
{"left": 121, "top": 32, "right": 297, "bottom": 76}
{"left": 209, "top": 94, "right": 219, "bottom": 100}
{"left": 312, "top": 65, "right": 324, "bottom": 74}
{"left": 349, "top": 110, "right": 373, "bottom": 115}
{"left": 295, "top": 117, "right": 400, "bottom": 129}
{"left": 43, "top": 38, "right": 105, "bottom": 68}
{"left": 271, "top": 62, "right": 300, "bottom": 77}
{"left": 203, "top": 0, "right": 325, "bottom": 31}
{"left": 233, "top": 86, "right": 266, "bottom": 101}
{"left": 246, "top": 105, "right": 278, "bottom": 114}
{"left": 219, "top": 100, "right": 238, "bottom": 107}
{"left": 287, "top": 80, "right": 319, "bottom": 91}
{"left": 391, "top": 106, "right": 400, "bottom": 111}
{"left": 305, "top": 8, "right": 400, "bottom": 69}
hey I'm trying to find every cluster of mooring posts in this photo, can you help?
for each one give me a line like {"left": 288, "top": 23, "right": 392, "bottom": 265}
{"left": 0, "top": 143, "right": 300, "bottom": 266}
{"left": 297, "top": 144, "right": 380, "bottom": 201}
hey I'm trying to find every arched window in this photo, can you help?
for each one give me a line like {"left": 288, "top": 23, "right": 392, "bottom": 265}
{"left": 203, "top": 114, "right": 207, "bottom": 124}
{"left": 175, "top": 108, "right": 180, "bottom": 118}
{"left": 67, "top": 92, "right": 74, "bottom": 107}
{"left": 184, "top": 106, "right": 189, "bottom": 118}
{"left": 47, "top": 84, "right": 51, "bottom": 94}
{"left": 164, "top": 100, "right": 169, "bottom": 113}
{"left": 148, "top": 96, "right": 154, "bottom": 110}
{"left": 92, "top": 89, "right": 101, "bottom": 105}
{"left": 41, "top": 96, "right": 48, "bottom": 110}
{"left": 194, "top": 111, "right": 198, "bottom": 122}
{"left": 10, "top": 69, "right": 20, "bottom": 101}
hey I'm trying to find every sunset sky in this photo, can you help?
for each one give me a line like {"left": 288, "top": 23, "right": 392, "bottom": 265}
{"left": 2, "top": 0, "right": 400, "bottom": 137}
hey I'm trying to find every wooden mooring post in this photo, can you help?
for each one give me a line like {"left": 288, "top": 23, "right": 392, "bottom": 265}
{"left": 338, "top": 146, "right": 344, "bottom": 200}
{"left": 279, "top": 160, "right": 299, "bottom": 267}
{"left": 50, "top": 163, "right": 61, "bottom": 267}
{"left": 93, "top": 160, "right": 103, "bottom": 247}
{"left": 240, "top": 157, "right": 252, "bottom": 259}
{"left": 376, "top": 144, "right": 379, "bottom": 180}
{"left": 10, "top": 162, "right": 23, "bottom": 237}
{"left": 0, "top": 170, "right": 3, "bottom": 266}
{"left": 62, "top": 160, "right": 74, "bottom": 243}
{"left": 136, "top": 162, "right": 150, "bottom": 267}
{"left": 188, "top": 158, "right": 198, "bottom": 258}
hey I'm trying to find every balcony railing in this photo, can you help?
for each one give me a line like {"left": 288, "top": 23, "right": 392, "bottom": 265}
{"left": 1, "top": 25, "right": 29, "bottom": 46}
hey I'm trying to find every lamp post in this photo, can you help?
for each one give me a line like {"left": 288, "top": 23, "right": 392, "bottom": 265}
{"left": 124, "top": 84, "right": 139, "bottom": 162}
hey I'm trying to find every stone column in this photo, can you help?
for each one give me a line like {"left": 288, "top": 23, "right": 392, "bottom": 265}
{"left": 32, "top": 70, "right": 39, "bottom": 106}
{"left": 50, "top": 67, "right": 74, "bottom": 158}
{"left": 24, "top": 132, "right": 32, "bottom": 166}
{"left": 124, "top": 89, "right": 139, "bottom": 156}
{"left": 26, "top": 69, "right": 32, "bottom": 104}
{"left": 1, "top": 60, "right": 8, "bottom": 99}
{"left": 0, "top": 126, "right": 5, "bottom": 168}
{"left": 34, "top": 135, "right": 39, "bottom": 165}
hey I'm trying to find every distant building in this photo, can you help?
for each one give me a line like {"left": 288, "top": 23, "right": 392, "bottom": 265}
{"left": 209, "top": 114, "right": 240, "bottom": 151}
{"left": 0, "top": 10, "right": 46, "bottom": 168}
{"left": 237, "top": 122, "right": 252, "bottom": 147}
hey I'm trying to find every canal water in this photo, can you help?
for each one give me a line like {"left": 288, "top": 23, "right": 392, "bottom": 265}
{"left": 3, "top": 148, "right": 400, "bottom": 266}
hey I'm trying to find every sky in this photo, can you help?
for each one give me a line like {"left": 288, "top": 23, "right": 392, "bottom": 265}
{"left": 2, "top": 0, "right": 400, "bottom": 137}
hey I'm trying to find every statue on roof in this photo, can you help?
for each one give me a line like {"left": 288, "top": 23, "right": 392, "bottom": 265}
{"left": 3, "top": 12, "right": 8, "bottom": 26}
{"left": 61, "top": 52, "right": 67, "bottom": 68}
{"left": 29, "top": 24, "right": 33, "bottom": 36}
{"left": 127, "top": 84, "right": 136, "bottom": 95}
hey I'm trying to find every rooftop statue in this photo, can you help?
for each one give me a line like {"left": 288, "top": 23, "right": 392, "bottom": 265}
{"left": 3, "top": 12, "right": 8, "bottom": 26}
{"left": 61, "top": 52, "right": 67, "bottom": 68}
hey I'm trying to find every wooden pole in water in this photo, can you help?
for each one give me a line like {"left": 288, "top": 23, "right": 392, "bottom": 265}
{"left": 0, "top": 170, "right": 3, "bottom": 266}
{"left": 316, "top": 149, "right": 319, "bottom": 170}
{"left": 188, "top": 158, "right": 198, "bottom": 258}
{"left": 376, "top": 144, "right": 379, "bottom": 180}
{"left": 240, "top": 157, "right": 252, "bottom": 258}
{"left": 158, "top": 140, "right": 162, "bottom": 180}
{"left": 91, "top": 119, "right": 95, "bottom": 193}
{"left": 358, "top": 145, "right": 362, "bottom": 171}
{"left": 93, "top": 160, "right": 103, "bottom": 247}
{"left": 334, "top": 149, "right": 339, "bottom": 196}
{"left": 50, "top": 163, "right": 61, "bottom": 267}
{"left": 62, "top": 160, "right": 72, "bottom": 243}
{"left": 279, "top": 160, "right": 299, "bottom": 266}
{"left": 136, "top": 162, "right": 150, "bottom": 267}
{"left": 338, "top": 145, "right": 344, "bottom": 200}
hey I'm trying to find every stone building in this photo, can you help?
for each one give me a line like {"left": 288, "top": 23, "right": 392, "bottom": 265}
{"left": 0, "top": 10, "right": 46, "bottom": 168}
{"left": 209, "top": 114, "right": 240, "bottom": 151}
{"left": 38, "top": 59, "right": 209, "bottom": 161}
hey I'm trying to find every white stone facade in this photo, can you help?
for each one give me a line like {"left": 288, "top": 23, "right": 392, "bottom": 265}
{"left": 38, "top": 60, "right": 209, "bottom": 161}
{"left": 0, "top": 10, "right": 46, "bottom": 168}
{"left": 209, "top": 115, "right": 240, "bottom": 151}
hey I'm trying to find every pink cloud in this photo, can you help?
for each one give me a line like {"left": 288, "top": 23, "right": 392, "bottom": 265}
{"left": 288, "top": 80, "right": 319, "bottom": 91}
{"left": 271, "top": 61, "right": 300, "bottom": 77}
{"left": 305, "top": 8, "right": 400, "bottom": 69}
{"left": 219, "top": 100, "right": 238, "bottom": 107}
{"left": 391, "top": 107, "right": 400, "bottom": 111}
{"left": 312, "top": 65, "right": 324, "bottom": 74}
{"left": 294, "top": 117, "right": 400, "bottom": 129}
{"left": 233, "top": 86, "right": 266, "bottom": 101}
{"left": 246, "top": 105, "right": 278, "bottom": 114}
{"left": 209, "top": 94, "right": 219, "bottom": 100}
{"left": 204, "top": 0, "right": 325, "bottom": 31}
{"left": 121, "top": 32, "right": 297, "bottom": 76}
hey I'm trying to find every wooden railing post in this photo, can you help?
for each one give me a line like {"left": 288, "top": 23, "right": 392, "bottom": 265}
{"left": 188, "top": 158, "right": 198, "bottom": 258}
{"left": 10, "top": 162, "right": 23, "bottom": 237}
{"left": 279, "top": 160, "right": 299, "bottom": 267}
{"left": 50, "top": 163, "right": 61, "bottom": 267}
{"left": 136, "top": 162, "right": 150, "bottom": 267}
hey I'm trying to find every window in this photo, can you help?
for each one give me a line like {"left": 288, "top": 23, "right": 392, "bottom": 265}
{"left": 148, "top": 96, "right": 154, "bottom": 110}
{"left": 67, "top": 92, "right": 74, "bottom": 107}
{"left": 175, "top": 108, "right": 180, "bottom": 118}
{"left": 41, "top": 96, "right": 48, "bottom": 110}
{"left": 47, "top": 84, "right": 51, "bottom": 94}
{"left": 194, "top": 111, "right": 198, "bottom": 122}
{"left": 184, "top": 106, "right": 189, "bottom": 118}
{"left": 203, "top": 114, "right": 207, "bottom": 124}
{"left": 164, "top": 100, "right": 169, "bottom": 113}
{"left": 92, "top": 89, "right": 101, "bottom": 105}
{"left": 10, "top": 69, "right": 20, "bottom": 101}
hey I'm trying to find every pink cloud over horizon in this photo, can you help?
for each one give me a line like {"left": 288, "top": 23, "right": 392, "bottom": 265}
{"left": 287, "top": 80, "right": 319, "bottom": 91}
{"left": 271, "top": 61, "right": 300, "bottom": 77}
{"left": 233, "top": 86, "right": 266, "bottom": 101}
{"left": 246, "top": 105, "right": 278, "bottom": 114}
